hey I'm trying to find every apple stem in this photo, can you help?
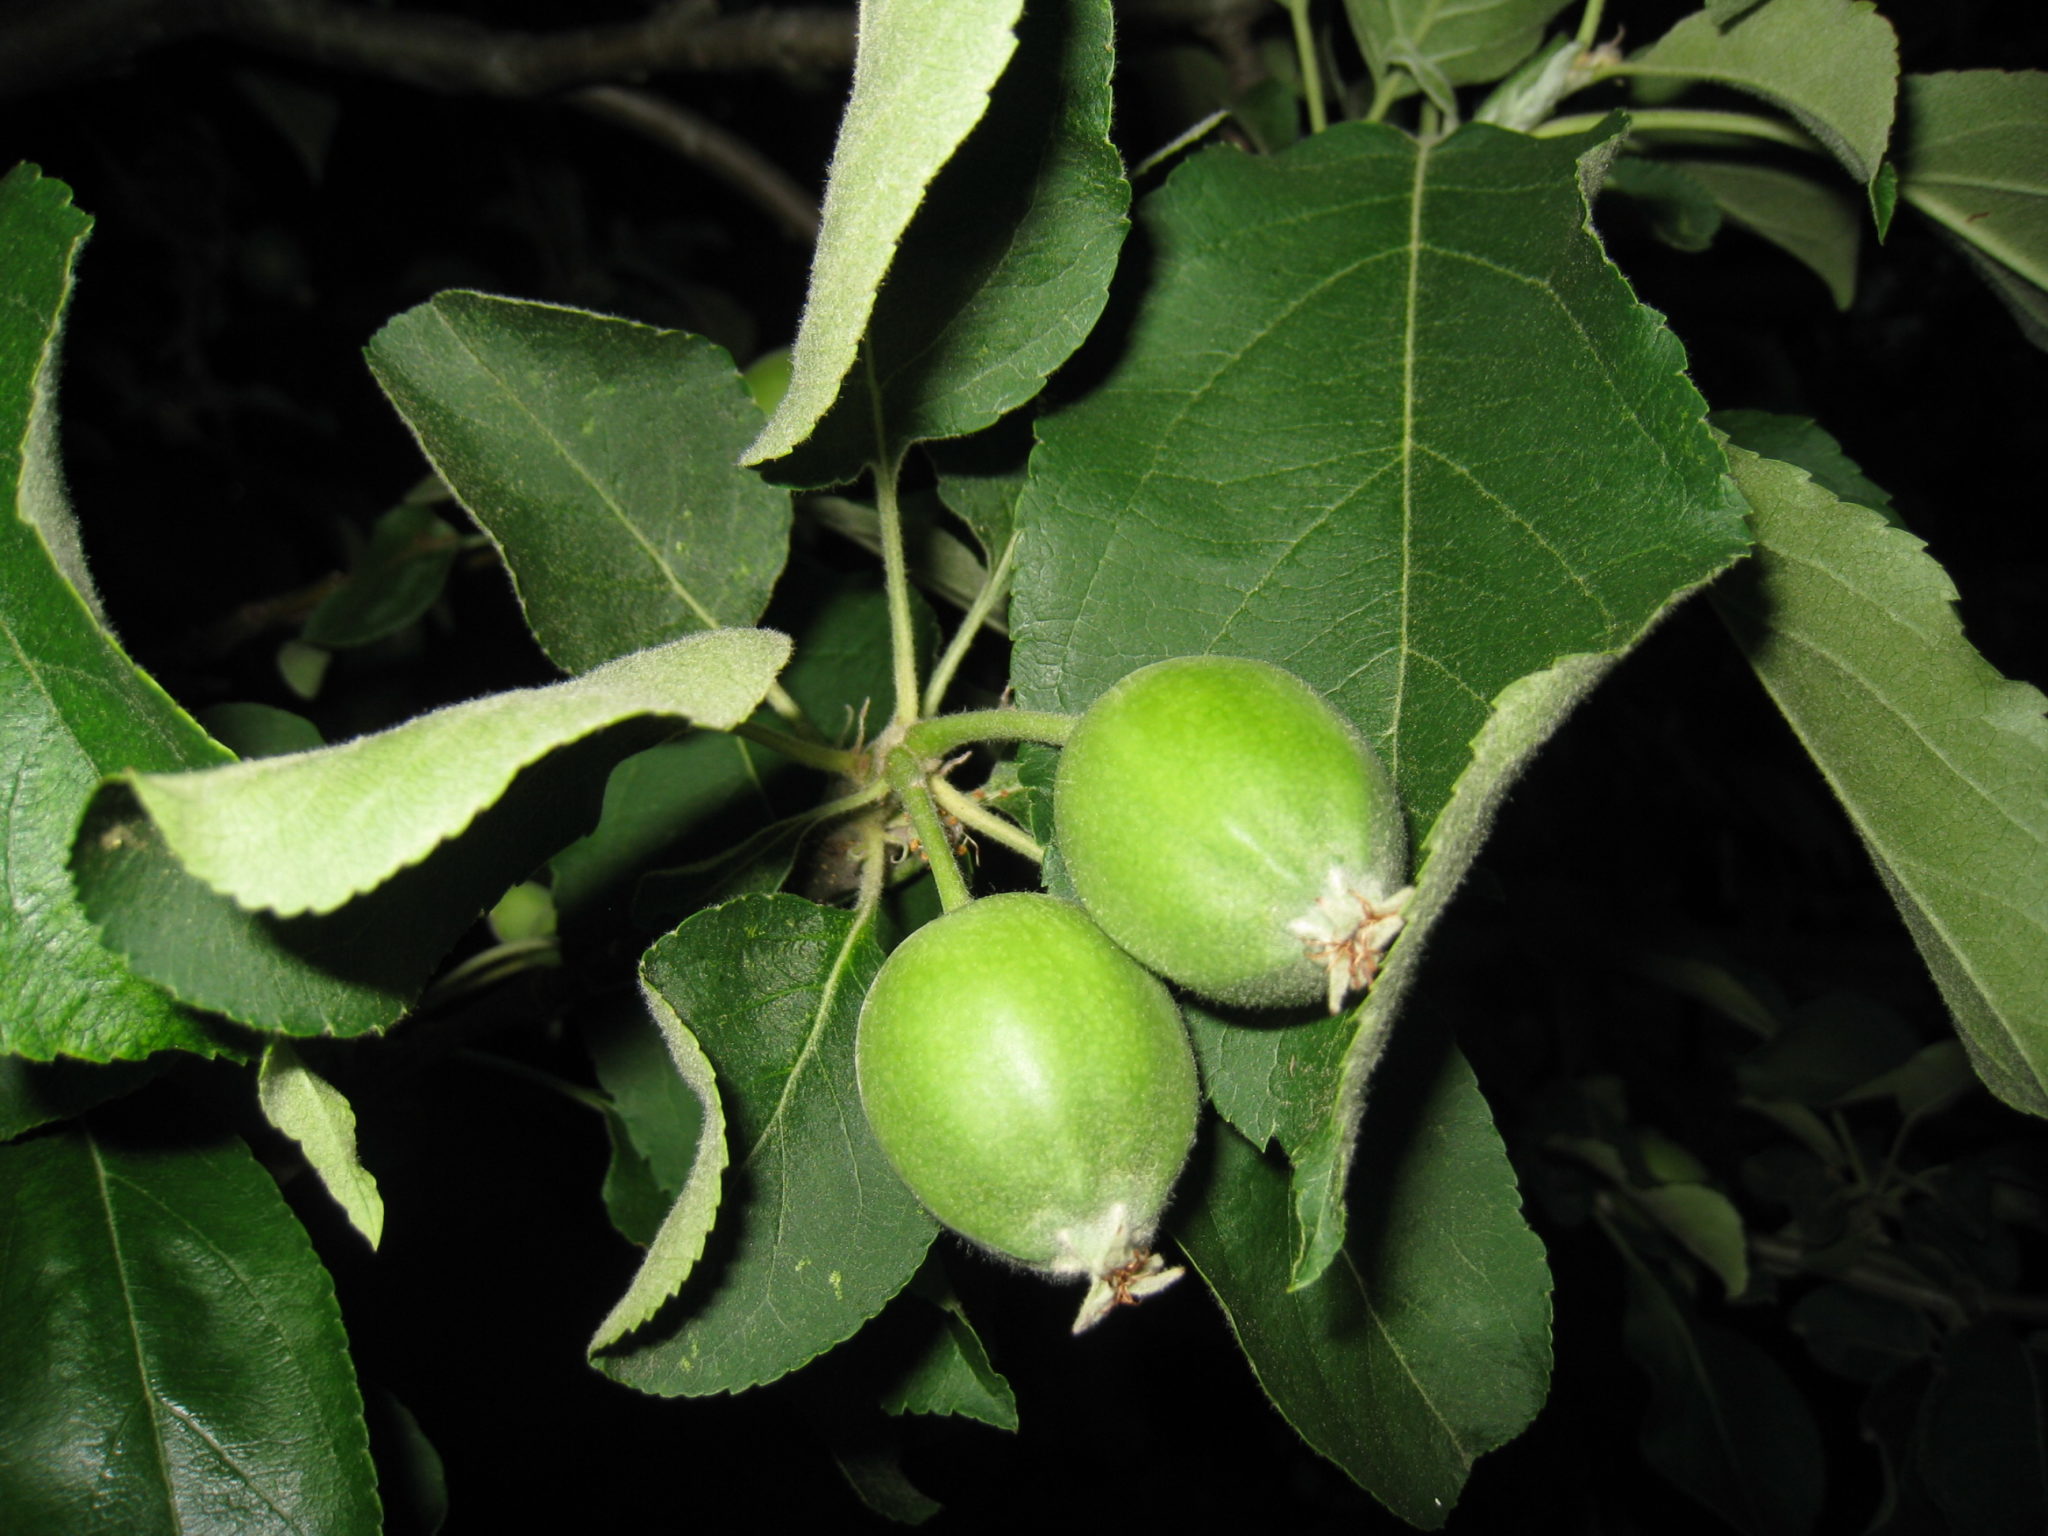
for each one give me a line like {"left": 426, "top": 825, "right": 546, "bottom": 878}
{"left": 887, "top": 748, "right": 972, "bottom": 911}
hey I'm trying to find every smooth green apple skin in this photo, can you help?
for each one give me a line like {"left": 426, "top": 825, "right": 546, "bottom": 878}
{"left": 1054, "top": 655, "right": 1406, "bottom": 1009}
{"left": 855, "top": 893, "right": 1197, "bottom": 1275}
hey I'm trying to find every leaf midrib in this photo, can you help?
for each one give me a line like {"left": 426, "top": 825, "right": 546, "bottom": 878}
{"left": 433, "top": 304, "right": 724, "bottom": 634}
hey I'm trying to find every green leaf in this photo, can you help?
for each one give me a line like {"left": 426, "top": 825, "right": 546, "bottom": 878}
{"left": 1617, "top": 1245, "right": 1825, "bottom": 1536}
{"left": 587, "top": 966, "right": 730, "bottom": 1351}
{"left": 1787, "top": 1282, "right": 1931, "bottom": 1383}
{"left": 1017, "top": 119, "right": 1748, "bottom": 1284}
{"left": 1897, "top": 71, "right": 2048, "bottom": 292}
{"left": 1013, "top": 118, "right": 1746, "bottom": 835}
{"left": 771, "top": 0, "right": 1127, "bottom": 484}
{"left": 1680, "top": 160, "right": 1863, "bottom": 308}
{"left": 1176, "top": 1043, "right": 1552, "bottom": 1529}
{"left": 549, "top": 732, "right": 775, "bottom": 926}
{"left": 1736, "top": 992, "right": 1920, "bottom": 1105}
{"left": 1713, "top": 409, "right": 1898, "bottom": 522}
{"left": 1553, "top": 1136, "right": 1751, "bottom": 1298}
{"left": 301, "top": 501, "right": 459, "bottom": 649}
{"left": 879, "top": 1278, "right": 1019, "bottom": 1432}
{"left": 0, "top": 164, "right": 236, "bottom": 1063}
{"left": 0, "top": 1123, "right": 380, "bottom": 1533}
{"left": 1342, "top": 0, "right": 1575, "bottom": 94}
{"left": 595, "top": 895, "right": 935, "bottom": 1393}
{"left": 743, "top": 0, "right": 1027, "bottom": 466}
{"left": 368, "top": 292, "right": 791, "bottom": 673}
{"left": 1604, "top": 155, "right": 1726, "bottom": 252}
{"left": 1627, "top": 0, "right": 1899, "bottom": 184}
{"left": 197, "top": 701, "right": 326, "bottom": 758}
{"left": 118, "top": 628, "right": 791, "bottom": 917}
{"left": 1711, "top": 442, "right": 2048, "bottom": 1117}
{"left": 587, "top": 995, "right": 707, "bottom": 1247}
{"left": 1917, "top": 1323, "right": 2048, "bottom": 1535}
{"left": 73, "top": 727, "right": 641, "bottom": 1036}
{"left": 0, "top": 1055, "right": 162, "bottom": 1141}
{"left": 257, "top": 1041, "right": 384, "bottom": 1248}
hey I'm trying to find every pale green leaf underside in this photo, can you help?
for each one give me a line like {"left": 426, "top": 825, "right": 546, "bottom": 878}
{"left": 368, "top": 292, "right": 791, "bottom": 674}
{"left": 1712, "top": 443, "right": 2048, "bottom": 1117}
{"left": 774, "top": 0, "right": 1128, "bottom": 486}
{"left": 129, "top": 628, "right": 791, "bottom": 917}
{"left": 257, "top": 1042, "right": 384, "bottom": 1249}
{"left": 588, "top": 977, "right": 730, "bottom": 1351}
{"left": 1629, "top": 0, "right": 1898, "bottom": 184}
{"left": 598, "top": 896, "right": 935, "bottom": 1397}
{"left": 1345, "top": 0, "right": 1575, "bottom": 91}
{"left": 1897, "top": 71, "right": 2048, "bottom": 292}
{"left": 744, "top": 0, "right": 1025, "bottom": 465}
{"left": 1682, "top": 160, "right": 1863, "bottom": 309}
{"left": 1, "top": 165, "right": 234, "bottom": 1062}
{"left": 1177, "top": 1046, "right": 1552, "bottom": 1530}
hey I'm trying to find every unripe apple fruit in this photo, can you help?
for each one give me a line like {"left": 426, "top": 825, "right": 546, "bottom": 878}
{"left": 855, "top": 892, "right": 1198, "bottom": 1331}
{"left": 1054, "top": 655, "right": 1412, "bottom": 1013}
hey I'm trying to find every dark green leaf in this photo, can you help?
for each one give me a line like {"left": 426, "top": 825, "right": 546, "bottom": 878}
{"left": 1618, "top": 1246, "right": 1825, "bottom": 1536}
{"left": 1788, "top": 1282, "right": 1932, "bottom": 1383}
{"left": 1712, "top": 445, "right": 2048, "bottom": 1116}
{"left": 1681, "top": 160, "right": 1864, "bottom": 308}
{"left": 73, "top": 726, "right": 653, "bottom": 1035}
{"left": 587, "top": 995, "right": 709, "bottom": 1247}
{"left": 1917, "top": 1324, "right": 2048, "bottom": 1536}
{"left": 301, "top": 501, "right": 459, "bottom": 649}
{"left": 0, "top": 165, "right": 235, "bottom": 1062}
{"left": 772, "top": 0, "right": 1128, "bottom": 483}
{"left": 1604, "top": 155, "right": 1726, "bottom": 252}
{"left": 1736, "top": 992, "right": 1921, "bottom": 1104}
{"left": 549, "top": 732, "right": 776, "bottom": 926}
{"left": 595, "top": 895, "right": 935, "bottom": 1392}
{"left": 1343, "top": 0, "right": 1575, "bottom": 96}
{"left": 878, "top": 1280, "right": 1019, "bottom": 1432}
{"left": 0, "top": 1123, "right": 379, "bottom": 1534}
{"left": 1176, "top": 1042, "right": 1551, "bottom": 1529}
{"left": 196, "top": 701, "right": 325, "bottom": 758}
{"left": 0, "top": 1055, "right": 162, "bottom": 1141}
{"left": 368, "top": 293, "right": 791, "bottom": 672}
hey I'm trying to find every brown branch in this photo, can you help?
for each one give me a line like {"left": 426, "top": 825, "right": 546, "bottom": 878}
{"left": 570, "top": 84, "right": 819, "bottom": 245}
{"left": 0, "top": 0, "right": 856, "bottom": 102}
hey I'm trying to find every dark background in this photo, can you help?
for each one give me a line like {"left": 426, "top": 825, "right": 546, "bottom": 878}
{"left": 4, "top": 1, "right": 2043, "bottom": 1529}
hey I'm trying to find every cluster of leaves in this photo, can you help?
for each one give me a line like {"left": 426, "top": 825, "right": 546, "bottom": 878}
{"left": 2, "top": 0, "right": 2044, "bottom": 1530}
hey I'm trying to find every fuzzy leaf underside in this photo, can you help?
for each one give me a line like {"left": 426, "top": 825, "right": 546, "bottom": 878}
{"left": 1712, "top": 440, "right": 2048, "bottom": 1117}
{"left": 0, "top": 165, "right": 235, "bottom": 1062}
{"left": 1896, "top": 70, "right": 2048, "bottom": 347}
{"left": 745, "top": 0, "right": 1026, "bottom": 465}
{"left": 1628, "top": 0, "right": 1899, "bottom": 185}
{"left": 116, "top": 628, "right": 791, "bottom": 917}
{"left": 256, "top": 1042, "right": 384, "bottom": 1248}
{"left": 771, "top": 0, "right": 1127, "bottom": 485}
